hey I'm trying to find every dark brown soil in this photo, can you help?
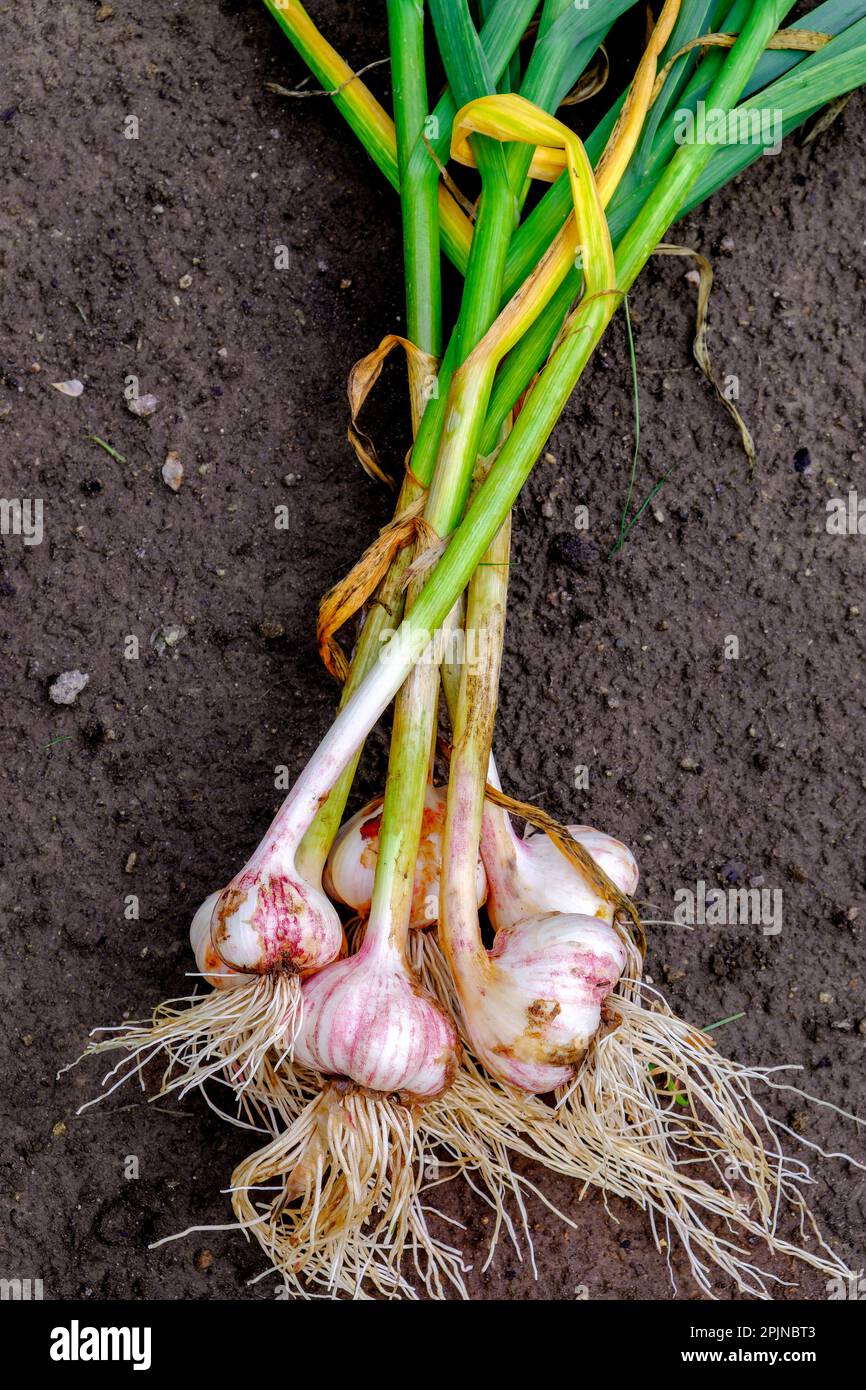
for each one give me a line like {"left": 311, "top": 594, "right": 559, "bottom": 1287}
{"left": 1, "top": 1, "right": 864, "bottom": 1302}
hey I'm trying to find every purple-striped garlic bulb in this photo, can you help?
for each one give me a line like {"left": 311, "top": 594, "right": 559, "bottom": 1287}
{"left": 443, "top": 906, "right": 627, "bottom": 1092}
{"left": 292, "top": 927, "right": 460, "bottom": 1101}
{"left": 189, "top": 832, "right": 343, "bottom": 992}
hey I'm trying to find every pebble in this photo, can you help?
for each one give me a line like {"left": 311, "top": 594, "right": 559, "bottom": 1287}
{"left": 193, "top": 1249, "right": 214, "bottom": 1272}
{"left": 178, "top": 273, "right": 193, "bottom": 290}
{"left": 52, "top": 378, "right": 84, "bottom": 397}
{"left": 150, "top": 624, "right": 187, "bottom": 654}
{"left": 718, "top": 860, "right": 746, "bottom": 885}
{"left": 161, "top": 451, "right": 184, "bottom": 491}
{"left": 49, "top": 670, "right": 89, "bottom": 705}
{"left": 793, "top": 446, "right": 812, "bottom": 473}
{"left": 127, "top": 393, "right": 158, "bottom": 418}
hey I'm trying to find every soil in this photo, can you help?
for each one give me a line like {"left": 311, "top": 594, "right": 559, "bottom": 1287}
{"left": 1, "top": 0, "right": 864, "bottom": 1303}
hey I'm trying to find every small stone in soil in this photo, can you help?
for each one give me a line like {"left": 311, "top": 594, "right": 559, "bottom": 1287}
{"left": 150, "top": 624, "right": 187, "bottom": 654}
{"left": 161, "top": 451, "right": 183, "bottom": 491}
{"left": 49, "top": 670, "right": 90, "bottom": 705}
{"left": 127, "top": 393, "right": 158, "bottom": 418}
{"left": 718, "top": 860, "right": 746, "bottom": 885}
{"left": 793, "top": 446, "right": 812, "bottom": 473}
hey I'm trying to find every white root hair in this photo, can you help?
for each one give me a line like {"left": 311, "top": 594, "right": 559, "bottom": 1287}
{"left": 414, "top": 926, "right": 864, "bottom": 1299}
{"left": 228, "top": 1083, "right": 470, "bottom": 1299}
{"left": 65, "top": 974, "right": 308, "bottom": 1130}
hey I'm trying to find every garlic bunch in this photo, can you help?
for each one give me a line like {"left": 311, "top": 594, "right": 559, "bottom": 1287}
{"left": 325, "top": 783, "right": 487, "bottom": 928}
{"left": 292, "top": 932, "right": 460, "bottom": 1100}
{"left": 481, "top": 801, "right": 639, "bottom": 932}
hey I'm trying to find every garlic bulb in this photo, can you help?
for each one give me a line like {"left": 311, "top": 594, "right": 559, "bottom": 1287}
{"left": 190, "top": 842, "right": 343, "bottom": 991}
{"left": 450, "top": 911, "right": 627, "bottom": 1092}
{"left": 292, "top": 938, "right": 460, "bottom": 1100}
{"left": 481, "top": 806, "right": 639, "bottom": 933}
{"left": 325, "top": 784, "right": 487, "bottom": 928}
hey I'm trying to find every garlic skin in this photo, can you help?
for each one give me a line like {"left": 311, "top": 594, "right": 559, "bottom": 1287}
{"left": 325, "top": 784, "right": 487, "bottom": 928}
{"left": 481, "top": 814, "right": 639, "bottom": 933}
{"left": 457, "top": 912, "right": 627, "bottom": 1092}
{"left": 189, "top": 891, "right": 251, "bottom": 990}
{"left": 292, "top": 946, "right": 460, "bottom": 1100}
{"left": 189, "top": 849, "right": 343, "bottom": 991}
